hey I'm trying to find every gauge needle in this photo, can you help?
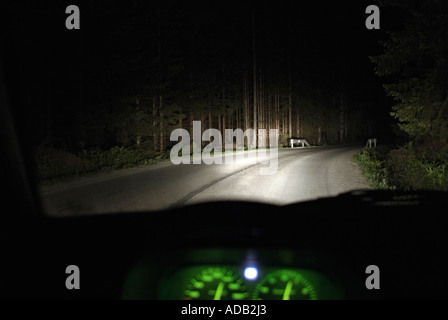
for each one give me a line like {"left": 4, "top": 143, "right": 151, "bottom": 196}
{"left": 214, "top": 282, "right": 225, "bottom": 300}
{"left": 283, "top": 281, "right": 293, "bottom": 300}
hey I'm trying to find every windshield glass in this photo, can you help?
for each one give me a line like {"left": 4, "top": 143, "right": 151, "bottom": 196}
{"left": 5, "top": 1, "right": 448, "bottom": 217}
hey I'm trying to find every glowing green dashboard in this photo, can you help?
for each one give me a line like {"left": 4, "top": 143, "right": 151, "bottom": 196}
{"left": 122, "top": 254, "right": 343, "bottom": 300}
{"left": 159, "top": 265, "right": 341, "bottom": 300}
{"left": 121, "top": 249, "right": 345, "bottom": 300}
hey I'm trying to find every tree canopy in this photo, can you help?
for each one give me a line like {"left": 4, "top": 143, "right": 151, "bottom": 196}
{"left": 372, "top": 0, "right": 448, "bottom": 143}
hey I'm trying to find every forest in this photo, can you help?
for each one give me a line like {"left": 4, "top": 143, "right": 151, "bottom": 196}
{"left": 4, "top": 1, "right": 409, "bottom": 182}
{"left": 357, "top": 0, "right": 448, "bottom": 191}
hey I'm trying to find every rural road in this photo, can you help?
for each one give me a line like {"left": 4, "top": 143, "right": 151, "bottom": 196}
{"left": 39, "top": 146, "right": 371, "bottom": 216}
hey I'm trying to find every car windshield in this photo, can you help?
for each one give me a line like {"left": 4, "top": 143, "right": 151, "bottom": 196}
{"left": 4, "top": 0, "right": 448, "bottom": 217}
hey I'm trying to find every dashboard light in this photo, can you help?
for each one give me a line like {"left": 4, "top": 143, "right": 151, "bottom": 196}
{"left": 244, "top": 267, "right": 258, "bottom": 280}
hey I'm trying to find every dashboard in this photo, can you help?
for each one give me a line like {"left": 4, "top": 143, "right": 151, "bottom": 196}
{"left": 121, "top": 248, "right": 350, "bottom": 300}
{"left": 2, "top": 195, "right": 448, "bottom": 300}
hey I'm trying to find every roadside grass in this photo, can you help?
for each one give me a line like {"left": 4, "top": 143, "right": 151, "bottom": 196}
{"left": 35, "top": 144, "right": 293, "bottom": 185}
{"left": 35, "top": 146, "right": 170, "bottom": 185}
{"left": 353, "top": 143, "right": 448, "bottom": 191}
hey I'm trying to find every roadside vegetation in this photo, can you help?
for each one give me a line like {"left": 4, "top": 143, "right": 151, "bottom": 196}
{"left": 354, "top": 142, "right": 448, "bottom": 191}
{"left": 355, "top": 1, "right": 448, "bottom": 192}
{"left": 35, "top": 143, "right": 288, "bottom": 185}
{"left": 35, "top": 145, "right": 170, "bottom": 185}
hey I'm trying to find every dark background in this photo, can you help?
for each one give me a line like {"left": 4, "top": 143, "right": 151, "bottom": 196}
{"left": 2, "top": 0, "right": 402, "bottom": 154}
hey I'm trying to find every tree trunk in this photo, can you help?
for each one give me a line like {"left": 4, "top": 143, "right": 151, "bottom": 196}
{"left": 259, "top": 69, "right": 264, "bottom": 130}
{"left": 340, "top": 92, "right": 344, "bottom": 142}
{"left": 236, "top": 101, "right": 239, "bottom": 130}
{"left": 344, "top": 91, "right": 348, "bottom": 140}
{"left": 222, "top": 115, "right": 226, "bottom": 144}
{"left": 318, "top": 126, "right": 322, "bottom": 145}
{"left": 208, "top": 112, "right": 212, "bottom": 131}
{"left": 296, "top": 95, "right": 300, "bottom": 137}
{"left": 190, "top": 112, "right": 194, "bottom": 135}
{"left": 288, "top": 71, "right": 292, "bottom": 138}
{"left": 252, "top": 10, "right": 257, "bottom": 147}
{"left": 153, "top": 97, "right": 157, "bottom": 151}
{"left": 200, "top": 111, "right": 205, "bottom": 147}
{"left": 159, "top": 95, "right": 164, "bottom": 152}
{"left": 136, "top": 97, "right": 141, "bottom": 147}
{"left": 243, "top": 65, "right": 249, "bottom": 133}
{"left": 179, "top": 106, "right": 183, "bottom": 129}
{"left": 275, "top": 89, "right": 281, "bottom": 133}
{"left": 282, "top": 109, "right": 286, "bottom": 139}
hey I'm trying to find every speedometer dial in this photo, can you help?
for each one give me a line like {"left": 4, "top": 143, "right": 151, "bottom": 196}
{"left": 252, "top": 269, "right": 318, "bottom": 300}
{"left": 184, "top": 267, "right": 248, "bottom": 300}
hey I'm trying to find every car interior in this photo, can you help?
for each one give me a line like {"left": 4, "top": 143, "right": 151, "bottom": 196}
{"left": 1, "top": 1, "right": 448, "bottom": 303}
{"left": 2, "top": 65, "right": 448, "bottom": 300}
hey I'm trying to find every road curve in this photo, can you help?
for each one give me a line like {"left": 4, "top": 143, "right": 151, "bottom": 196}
{"left": 39, "top": 146, "right": 370, "bottom": 216}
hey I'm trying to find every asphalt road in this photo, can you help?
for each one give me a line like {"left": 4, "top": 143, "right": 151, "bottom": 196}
{"left": 39, "top": 146, "right": 371, "bottom": 216}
